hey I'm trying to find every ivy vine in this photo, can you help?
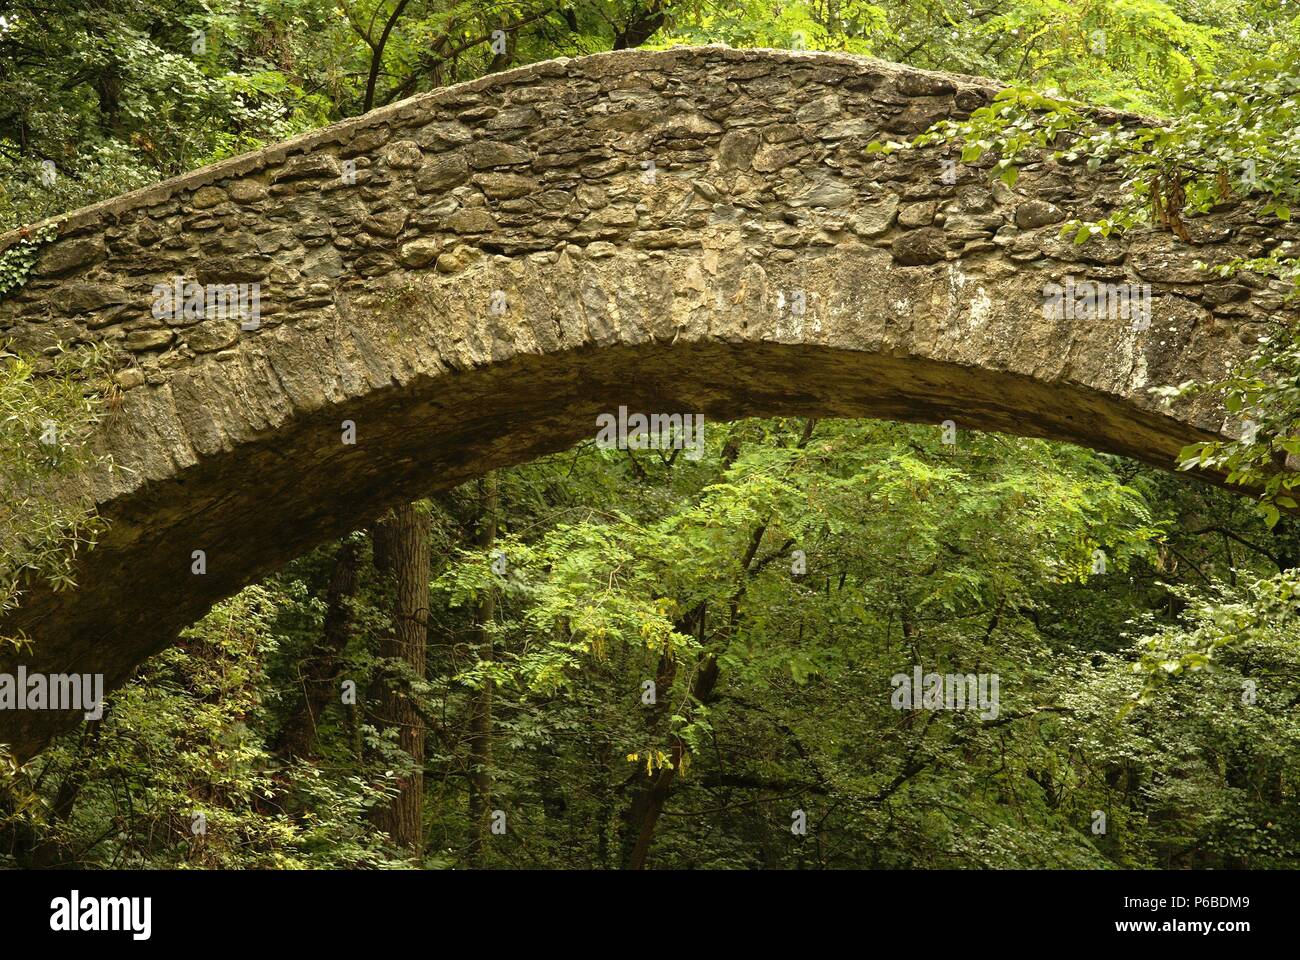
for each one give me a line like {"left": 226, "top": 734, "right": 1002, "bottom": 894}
{"left": 0, "top": 223, "right": 60, "bottom": 301}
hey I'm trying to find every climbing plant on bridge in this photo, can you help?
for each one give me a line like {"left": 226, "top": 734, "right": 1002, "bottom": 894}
{"left": 0, "top": 224, "right": 58, "bottom": 301}
{"left": 0, "top": 345, "right": 111, "bottom": 639}
{"left": 877, "top": 52, "right": 1300, "bottom": 528}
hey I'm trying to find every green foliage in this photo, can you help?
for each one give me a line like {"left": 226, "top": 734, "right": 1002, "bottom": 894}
{"left": 0, "top": 344, "right": 111, "bottom": 635}
{"left": 1127, "top": 570, "right": 1300, "bottom": 701}
{"left": 1161, "top": 325, "right": 1300, "bottom": 525}
{"left": 0, "top": 224, "right": 58, "bottom": 300}
{"left": 2, "top": 584, "right": 406, "bottom": 868}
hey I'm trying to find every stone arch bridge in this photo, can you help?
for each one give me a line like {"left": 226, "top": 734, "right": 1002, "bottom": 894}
{"left": 0, "top": 45, "right": 1293, "bottom": 759}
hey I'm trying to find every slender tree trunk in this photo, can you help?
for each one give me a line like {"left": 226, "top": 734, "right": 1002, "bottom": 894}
{"left": 22, "top": 720, "right": 103, "bottom": 868}
{"left": 361, "top": 0, "right": 413, "bottom": 113}
{"left": 613, "top": 1, "right": 667, "bottom": 49}
{"left": 1273, "top": 516, "right": 1300, "bottom": 571}
{"left": 276, "top": 538, "right": 361, "bottom": 761}
{"left": 372, "top": 502, "right": 431, "bottom": 856}
{"left": 623, "top": 652, "right": 719, "bottom": 870}
{"left": 467, "top": 473, "right": 498, "bottom": 867}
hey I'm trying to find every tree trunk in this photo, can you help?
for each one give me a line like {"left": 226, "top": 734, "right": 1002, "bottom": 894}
{"left": 622, "top": 652, "right": 719, "bottom": 870}
{"left": 19, "top": 720, "right": 103, "bottom": 868}
{"left": 467, "top": 473, "right": 498, "bottom": 867}
{"left": 276, "top": 538, "right": 361, "bottom": 761}
{"left": 372, "top": 502, "right": 431, "bottom": 856}
{"left": 613, "top": 1, "right": 668, "bottom": 49}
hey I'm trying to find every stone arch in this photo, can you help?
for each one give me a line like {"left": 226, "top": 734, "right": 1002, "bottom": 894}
{"left": 0, "top": 45, "right": 1293, "bottom": 758}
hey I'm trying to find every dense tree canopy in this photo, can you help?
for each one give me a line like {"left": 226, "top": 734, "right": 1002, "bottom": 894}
{"left": 1, "top": 0, "right": 1299, "bottom": 869}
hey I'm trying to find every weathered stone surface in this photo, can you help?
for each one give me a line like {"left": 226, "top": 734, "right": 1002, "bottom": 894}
{"left": 364, "top": 210, "right": 408, "bottom": 238}
{"left": 342, "top": 125, "right": 391, "bottom": 156}
{"left": 897, "top": 73, "right": 956, "bottom": 97}
{"left": 753, "top": 142, "right": 802, "bottom": 173}
{"left": 417, "top": 153, "right": 470, "bottom": 191}
{"left": 487, "top": 105, "right": 539, "bottom": 129}
{"left": 272, "top": 153, "right": 342, "bottom": 182}
{"left": 229, "top": 179, "right": 267, "bottom": 203}
{"left": 466, "top": 141, "right": 530, "bottom": 168}
{"left": 1015, "top": 199, "right": 1065, "bottom": 229}
{"left": 718, "top": 130, "right": 759, "bottom": 170}
{"left": 190, "top": 186, "right": 229, "bottom": 209}
{"left": 446, "top": 208, "right": 497, "bottom": 233}
{"left": 124, "top": 328, "right": 174, "bottom": 351}
{"left": 1134, "top": 254, "right": 1209, "bottom": 284}
{"left": 1203, "top": 283, "right": 1250, "bottom": 305}
{"left": 855, "top": 196, "right": 900, "bottom": 237}
{"left": 382, "top": 140, "right": 424, "bottom": 169}
{"left": 113, "top": 368, "right": 144, "bottom": 389}
{"left": 800, "top": 182, "right": 855, "bottom": 209}
{"left": 301, "top": 245, "right": 344, "bottom": 279}
{"left": 435, "top": 245, "right": 479, "bottom": 272}
{"left": 398, "top": 238, "right": 442, "bottom": 268}
{"left": 891, "top": 227, "right": 948, "bottom": 265}
{"left": 796, "top": 95, "right": 842, "bottom": 124}
{"left": 416, "top": 121, "right": 472, "bottom": 150}
{"left": 0, "top": 45, "right": 1295, "bottom": 762}
{"left": 186, "top": 319, "right": 240, "bottom": 352}
{"left": 65, "top": 283, "right": 128, "bottom": 313}
{"left": 473, "top": 173, "right": 537, "bottom": 199}
{"left": 34, "top": 237, "right": 105, "bottom": 276}
{"left": 665, "top": 113, "right": 722, "bottom": 137}
{"left": 898, "top": 201, "right": 937, "bottom": 227}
